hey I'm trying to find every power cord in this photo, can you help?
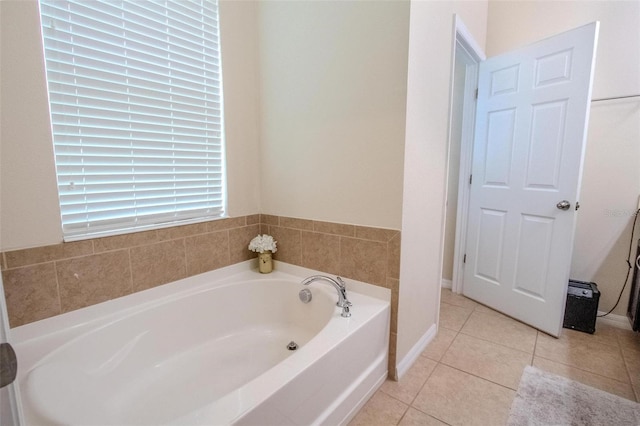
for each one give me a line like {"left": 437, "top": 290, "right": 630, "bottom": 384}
{"left": 597, "top": 207, "right": 640, "bottom": 317}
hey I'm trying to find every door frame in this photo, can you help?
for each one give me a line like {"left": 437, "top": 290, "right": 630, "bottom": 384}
{"left": 446, "top": 15, "right": 485, "bottom": 294}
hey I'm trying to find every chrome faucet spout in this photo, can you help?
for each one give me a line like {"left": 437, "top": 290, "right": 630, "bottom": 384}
{"left": 301, "top": 275, "right": 352, "bottom": 317}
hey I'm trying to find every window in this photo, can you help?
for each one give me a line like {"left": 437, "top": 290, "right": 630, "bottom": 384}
{"left": 39, "top": 0, "right": 226, "bottom": 240}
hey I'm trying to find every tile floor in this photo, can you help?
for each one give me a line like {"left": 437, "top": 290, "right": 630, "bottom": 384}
{"left": 349, "top": 289, "right": 640, "bottom": 426}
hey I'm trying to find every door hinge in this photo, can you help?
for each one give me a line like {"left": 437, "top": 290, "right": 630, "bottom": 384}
{"left": 475, "top": 88, "right": 478, "bottom": 99}
{"left": 463, "top": 254, "right": 467, "bottom": 263}
{"left": 469, "top": 174, "right": 473, "bottom": 185}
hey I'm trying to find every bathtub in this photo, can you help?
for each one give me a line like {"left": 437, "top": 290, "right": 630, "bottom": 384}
{"left": 12, "top": 260, "right": 390, "bottom": 425}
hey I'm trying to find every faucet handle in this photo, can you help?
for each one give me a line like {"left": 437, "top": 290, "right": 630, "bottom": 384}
{"left": 336, "top": 276, "right": 346, "bottom": 287}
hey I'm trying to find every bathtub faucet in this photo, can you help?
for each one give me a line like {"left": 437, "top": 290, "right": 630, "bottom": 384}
{"left": 301, "top": 275, "right": 352, "bottom": 318}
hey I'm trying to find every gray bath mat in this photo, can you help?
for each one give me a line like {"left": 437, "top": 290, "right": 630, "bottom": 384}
{"left": 507, "top": 366, "right": 640, "bottom": 425}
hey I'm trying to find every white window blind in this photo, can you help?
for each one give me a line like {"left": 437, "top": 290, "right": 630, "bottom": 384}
{"left": 39, "top": 0, "right": 226, "bottom": 240}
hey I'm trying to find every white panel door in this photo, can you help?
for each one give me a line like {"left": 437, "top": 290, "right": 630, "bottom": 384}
{"left": 463, "top": 22, "right": 599, "bottom": 336}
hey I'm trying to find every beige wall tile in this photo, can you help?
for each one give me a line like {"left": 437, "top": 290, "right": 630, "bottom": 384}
{"left": 3, "top": 217, "right": 402, "bottom": 333}
{"left": 157, "top": 222, "right": 208, "bottom": 241}
{"left": 207, "top": 216, "right": 247, "bottom": 232}
{"left": 280, "top": 216, "right": 314, "bottom": 231}
{"left": 348, "top": 390, "right": 408, "bottom": 426}
{"left": 246, "top": 214, "right": 260, "bottom": 225}
{"left": 387, "top": 233, "right": 401, "bottom": 279}
{"left": 57, "top": 250, "right": 132, "bottom": 313}
{"left": 94, "top": 230, "right": 159, "bottom": 253}
{"left": 301, "top": 231, "right": 340, "bottom": 275}
{"left": 260, "top": 214, "right": 280, "bottom": 226}
{"left": 389, "top": 331, "right": 398, "bottom": 380}
{"left": 5, "top": 240, "right": 93, "bottom": 268}
{"left": 412, "top": 364, "right": 515, "bottom": 426}
{"left": 185, "top": 231, "right": 231, "bottom": 276}
{"left": 533, "top": 356, "right": 636, "bottom": 401}
{"left": 130, "top": 240, "right": 186, "bottom": 292}
{"left": 355, "top": 226, "right": 399, "bottom": 242}
{"left": 2, "top": 263, "right": 60, "bottom": 327}
{"left": 313, "top": 221, "right": 355, "bottom": 237}
{"left": 229, "top": 225, "right": 260, "bottom": 264}
{"left": 270, "top": 226, "right": 302, "bottom": 266}
{"left": 388, "top": 277, "right": 399, "bottom": 334}
{"left": 340, "top": 237, "right": 387, "bottom": 286}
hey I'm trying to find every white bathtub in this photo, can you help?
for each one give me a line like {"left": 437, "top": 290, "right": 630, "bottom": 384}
{"left": 12, "top": 261, "right": 390, "bottom": 425}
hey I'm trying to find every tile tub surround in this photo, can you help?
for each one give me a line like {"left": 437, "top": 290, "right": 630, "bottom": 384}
{"left": 1, "top": 215, "right": 261, "bottom": 327}
{"left": 258, "top": 214, "right": 401, "bottom": 376}
{"left": 1, "top": 214, "right": 400, "bottom": 340}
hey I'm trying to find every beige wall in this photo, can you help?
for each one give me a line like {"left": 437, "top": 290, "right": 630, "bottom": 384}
{"left": 0, "top": 0, "right": 63, "bottom": 250}
{"left": 398, "top": 0, "right": 488, "bottom": 365}
{"left": 486, "top": 1, "right": 640, "bottom": 316}
{"left": 256, "top": 0, "right": 409, "bottom": 230}
{"left": 0, "top": 0, "right": 262, "bottom": 251}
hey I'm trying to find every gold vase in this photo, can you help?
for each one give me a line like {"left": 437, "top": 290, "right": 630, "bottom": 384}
{"left": 258, "top": 250, "right": 273, "bottom": 273}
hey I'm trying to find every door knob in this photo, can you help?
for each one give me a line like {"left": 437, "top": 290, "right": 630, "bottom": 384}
{"left": 556, "top": 200, "right": 571, "bottom": 210}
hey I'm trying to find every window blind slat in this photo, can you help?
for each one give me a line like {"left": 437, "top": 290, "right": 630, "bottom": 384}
{"left": 40, "top": 0, "right": 226, "bottom": 240}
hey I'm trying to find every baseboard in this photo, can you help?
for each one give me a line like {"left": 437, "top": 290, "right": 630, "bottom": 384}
{"left": 395, "top": 324, "right": 437, "bottom": 380}
{"left": 441, "top": 279, "right": 452, "bottom": 289}
{"left": 596, "top": 311, "right": 632, "bottom": 330}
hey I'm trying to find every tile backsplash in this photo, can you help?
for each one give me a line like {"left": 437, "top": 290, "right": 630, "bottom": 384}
{"left": 259, "top": 214, "right": 401, "bottom": 376}
{"left": 1, "top": 213, "right": 400, "bottom": 376}
{"left": 1, "top": 215, "right": 260, "bottom": 327}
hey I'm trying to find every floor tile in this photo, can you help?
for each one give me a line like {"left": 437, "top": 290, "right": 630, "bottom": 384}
{"left": 622, "top": 347, "right": 640, "bottom": 401}
{"left": 533, "top": 356, "right": 636, "bottom": 401}
{"left": 412, "top": 364, "right": 515, "bottom": 426}
{"left": 460, "top": 309, "right": 537, "bottom": 353}
{"left": 398, "top": 407, "right": 448, "bottom": 426}
{"left": 439, "top": 302, "right": 472, "bottom": 332}
{"left": 472, "top": 303, "right": 497, "bottom": 314}
{"left": 348, "top": 390, "right": 408, "bottom": 426}
{"left": 535, "top": 330, "right": 628, "bottom": 382}
{"left": 441, "top": 333, "right": 532, "bottom": 390}
{"left": 440, "top": 289, "right": 478, "bottom": 310}
{"left": 562, "top": 323, "right": 620, "bottom": 347}
{"left": 421, "top": 328, "right": 457, "bottom": 362}
{"left": 616, "top": 328, "right": 640, "bottom": 353}
{"left": 380, "top": 357, "right": 437, "bottom": 404}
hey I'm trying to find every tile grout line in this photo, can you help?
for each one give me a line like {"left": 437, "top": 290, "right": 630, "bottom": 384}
{"left": 443, "top": 361, "right": 522, "bottom": 393}
{"left": 52, "top": 260, "right": 63, "bottom": 317}
{"left": 406, "top": 399, "right": 455, "bottom": 426}
{"left": 532, "top": 331, "right": 539, "bottom": 366}
{"left": 613, "top": 331, "right": 638, "bottom": 401}
{"left": 532, "top": 352, "right": 634, "bottom": 385}
{"left": 456, "top": 326, "right": 537, "bottom": 357}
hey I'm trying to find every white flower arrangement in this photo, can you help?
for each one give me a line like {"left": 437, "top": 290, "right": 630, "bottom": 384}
{"left": 248, "top": 234, "right": 278, "bottom": 253}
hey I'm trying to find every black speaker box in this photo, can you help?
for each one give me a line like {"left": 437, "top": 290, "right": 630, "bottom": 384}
{"left": 563, "top": 280, "right": 599, "bottom": 334}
